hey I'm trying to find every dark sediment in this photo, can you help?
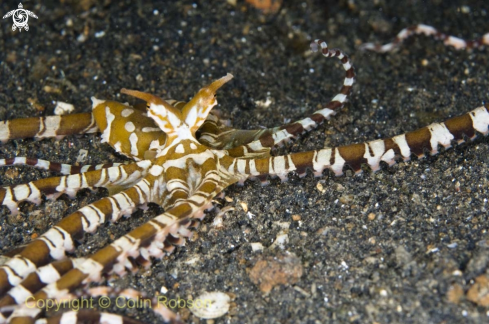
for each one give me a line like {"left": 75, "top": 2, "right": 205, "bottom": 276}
{"left": 1, "top": 1, "right": 488, "bottom": 323}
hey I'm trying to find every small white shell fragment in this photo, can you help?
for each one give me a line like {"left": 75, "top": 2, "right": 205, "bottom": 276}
{"left": 94, "top": 31, "right": 106, "bottom": 38}
{"left": 77, "top": 33, "right": 87, "bottom": 42}
{"left": 316, "top": 182, "right": 325, "bottom": 193}
{"left": 269, "top": 231, "right": 289, "bottom": 250}
{"left": 255, "top": 97, "right": 273, "bottom": 108}
{"left": 184, "top": 255, "right": 201, "bottom": 265}
{"left": 246, "top": 211, "right": 255, "bottom": 219}
{"left": 250, "top": 242, "right": 264, "bottom": 252}
{"left": 452, "top": 270, "right": 463, "bottom": 277}
{"left": 54, "top": 101, "right": 75, "bottom": 115}
{"left": 212, "top": 206, "right": 235, "bottom": 228}
{"left": 239, "top": 201, "right": 248, "bottom": 212}
{"left": 212, "top": 215, "right": 224, "bottom": 228}
{"left": 76, "top": 149, "right": 88, "bottom": 163}
{"left": 189, "top": 291, "right": 230, "bottom": 319}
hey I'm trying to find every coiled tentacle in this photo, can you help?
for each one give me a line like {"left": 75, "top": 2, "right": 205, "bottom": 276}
{"left": 199, "top": 39, "right": 355, "bottom": 153}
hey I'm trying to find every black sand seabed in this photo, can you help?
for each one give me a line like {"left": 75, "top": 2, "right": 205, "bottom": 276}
{"left": 1, "top": 1, "right": 488, "bottom": 323}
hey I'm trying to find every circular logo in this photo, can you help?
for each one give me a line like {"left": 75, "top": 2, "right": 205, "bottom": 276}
{"left": 13, "top": 9, "right": 28, "bottom": 27}
{"left": 2, "top": 3, "right": 38, "bottom": 32}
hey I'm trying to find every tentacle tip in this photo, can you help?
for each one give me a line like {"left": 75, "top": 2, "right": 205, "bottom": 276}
{"left": 208, "top": 73, "right": 234, "bottom": 93}
{"left": 310, "top": 42, "right": 319, "bottom": 52}
{"left": 310, "top": 39, "right": 327, "bottom": 52}
{"left": 358, "top": 43, "right": 372, "bottom": 51}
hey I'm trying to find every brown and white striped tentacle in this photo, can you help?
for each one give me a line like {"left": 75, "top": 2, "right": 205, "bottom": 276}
{"left": 0, "top": 157, "right": 127, "bottom": 175}
{"left": 200, "top": 40, "right": 355, "bottom": 154}
{"left": 0, "top": 201, "right": 197, "bottom": 322}
{"left": 5, "top": 288, "right": 183, "bottom": 324}
{"left": 257, "top": 39, "right": 355, "bottom": 148}
{"left": 0, "top": 113, "right": 97, "bottom": 143}
{"left": 0, "top": 163, "right": 154, "bottom": 297}
{"left": 361, "top": 24, "right": 489, "bottom": 53}
{"left": 0, "top": 100, "right": 254, "bottom": 155}
{"left": 0, "top": 264, "right": 182, "bottom": 324}
{"left": 0, "top": 161, "right": 151, "bottom": 216}
{"left": 0, "top": 98, "right": 234, "bottom": 161}
{"left": 32, "top": 310, "right": 152, "bottom": 324}
{"left": 7, "top": 179, "right": 220, "bottom": 323}
{"left": 0, "top": 258, "right": 86, "bottom": 322}
{"left": 67, "top": 287, "right": 183, "bottom": 324}
{"left": 228, "top": 104, "right": 489, "bottom": 182}
{"left": 5, "top": 163, "right": 222, "bottom": 321}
